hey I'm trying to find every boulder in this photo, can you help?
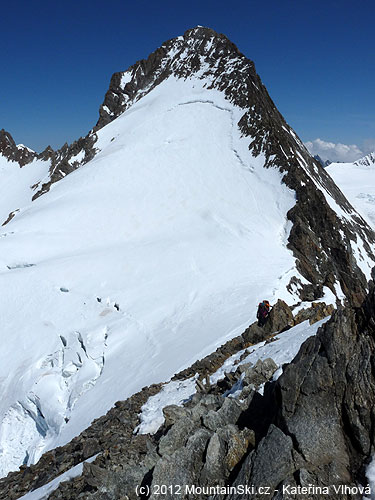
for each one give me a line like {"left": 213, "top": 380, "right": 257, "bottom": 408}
{"left": 162, "top": 405, "right": 192, "bottom": 427}
{"left": 242, "top": 358, "right": 278, "bottom": 388}
{"left": 263, "top": 299, "right": 294, "bottom": 334}
{"left": 158, "top": 417, "right": 197, "bottom": 456}
{"left": 202, "top": 397, "right": 244, "bottom": 431}
{"left": 150, "top": 428, "right": 212, "bottom": 499}
{"left": 294, "top": 301, "right": 334, "bottom": 325}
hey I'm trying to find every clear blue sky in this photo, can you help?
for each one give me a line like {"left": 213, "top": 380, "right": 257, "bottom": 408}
{"left": 0, "top": 0, "right": 374, "bottom": 155}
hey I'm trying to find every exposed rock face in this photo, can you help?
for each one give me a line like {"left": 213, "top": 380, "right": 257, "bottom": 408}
{"left": 227, "top": 284, "right": 375, "bottom": 499}
{"left": 31, "top": 133, "right": 98, "bottom": 200}
{"left": 0, "top": 129, "right": 36, "bottom": 166}
{"left": 354, "top": 152, "right": 375, "bottom": 167}
{"left": 294, "top": 301, "right": 335, "bottom": 325}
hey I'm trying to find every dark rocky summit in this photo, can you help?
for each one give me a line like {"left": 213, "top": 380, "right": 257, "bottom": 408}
{"left": 0, "top": 129, "right": 36, "bottom": 166}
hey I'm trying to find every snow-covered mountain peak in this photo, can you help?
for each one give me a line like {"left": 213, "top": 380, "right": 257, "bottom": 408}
{"left": 0, "top": 27, "right": 375, "bottom": 479}
{"left": 354, "top": 152, "right": 375, "bottom": 167}
{"left": 95, "top": 26, "right": 251, "bottom": 131}
{"left": 3, "top": 27, "right": 375, "bottom": 304}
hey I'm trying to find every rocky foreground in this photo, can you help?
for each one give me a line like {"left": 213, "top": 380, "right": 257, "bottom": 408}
{"left": 3, "top": 291, "right": 375, "bottom": 499}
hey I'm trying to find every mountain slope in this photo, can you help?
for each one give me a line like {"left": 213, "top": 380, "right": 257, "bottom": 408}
{"left": 0, "top": 71, "right": 298, "bottom": 479}
{"left": 4, "top": 27, "right": 374, "bottom": 304}
{"left": 327, "top": 152, "right": 375, "bottom": 228}
{"left": 0, "top": 26, "right": 374, "bottom": 479}
{"left": 0, "top": 130, "right": 51, "bottom": 224}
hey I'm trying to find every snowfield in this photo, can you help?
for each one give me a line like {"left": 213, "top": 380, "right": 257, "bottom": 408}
{"left": 1, "top": 77, "right": 305, "bottom": 476}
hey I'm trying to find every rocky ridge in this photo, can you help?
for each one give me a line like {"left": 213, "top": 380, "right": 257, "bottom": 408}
{"left": 3, "top": 290, "right": 375, "bottom": 500}
{"left": 0, "top": 300, "right": 333, "bottom": 499}
{"left": 26, "top": 285, "right": 375, "bottom": 500}
{"left": 0, "top": 129, "right": 36, "bottom": 166}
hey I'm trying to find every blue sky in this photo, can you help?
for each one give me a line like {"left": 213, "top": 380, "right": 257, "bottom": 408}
{"left": 0, "top": 0, "right": 374, "bottom": 160}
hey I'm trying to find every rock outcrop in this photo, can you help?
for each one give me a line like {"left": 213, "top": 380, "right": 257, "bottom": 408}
{"left": 224, "top": 290, "right": 375, "bottom": 499}
{"left": 31, "top": 133, "right": 98, "bottom": 200}
{"left": 294, "top": 301, "right": 335, "bottom": 325}
{"left": 0, "top": 129, "right": 36, "bottom": 166}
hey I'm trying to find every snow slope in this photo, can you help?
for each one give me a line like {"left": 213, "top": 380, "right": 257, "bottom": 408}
{"left": 0, "top": 77, "right": 301, "bottom": 476}
{"left": 0, "top": 155, "right": 50, "bottom": 225}
{"left": 327, "top": 154, "right": 375, "bottom": 229}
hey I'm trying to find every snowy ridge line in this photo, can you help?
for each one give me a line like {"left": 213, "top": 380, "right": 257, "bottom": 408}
{"left": 0, "top": 301, "right": 333, "bottom": 498}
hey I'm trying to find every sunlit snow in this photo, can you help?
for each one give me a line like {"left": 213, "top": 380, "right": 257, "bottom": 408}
{"left": 0, "top": 77, "right": 301, "bottom": 476}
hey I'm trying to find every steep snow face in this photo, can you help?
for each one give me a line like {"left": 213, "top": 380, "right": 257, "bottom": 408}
{"left": 0, "top": 77, "right": 300, "bottom": 476}
{"left": 327, "top": 155, "right": 375, "bottom": 229}
{"left": 0, "top": 155, "right": 50, "bottom": 224}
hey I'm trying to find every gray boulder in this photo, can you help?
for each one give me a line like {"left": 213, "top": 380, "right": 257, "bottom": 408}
{"left": 242, "top": 358, "right": 278, "bottom": 388}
